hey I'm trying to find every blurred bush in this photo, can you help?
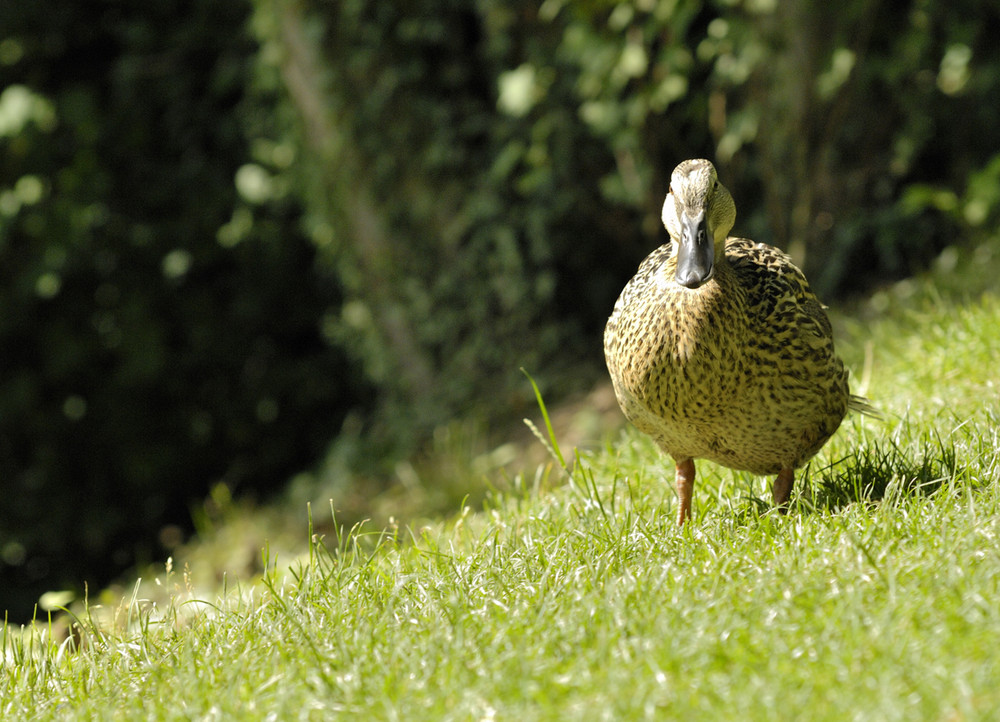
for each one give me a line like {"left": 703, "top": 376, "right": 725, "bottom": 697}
{"left": 0, "top": 0, "right": 370, "bottom": 619}
{"left": 257, "top": 0, "right": 1000, "bottom": 436}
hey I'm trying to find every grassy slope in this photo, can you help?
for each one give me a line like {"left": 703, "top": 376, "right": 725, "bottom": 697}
{"left": 4, "top": 242, "right": 1000, "bottom": 720}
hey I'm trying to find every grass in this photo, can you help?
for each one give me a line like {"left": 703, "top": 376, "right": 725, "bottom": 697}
{"left": 3, "top": 239, "right": 1000, "bottom": 720}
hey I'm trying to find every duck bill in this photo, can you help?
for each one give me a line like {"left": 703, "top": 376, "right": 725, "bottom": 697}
{"left": 675, "top": 211, "right": 714, "bottom": 289}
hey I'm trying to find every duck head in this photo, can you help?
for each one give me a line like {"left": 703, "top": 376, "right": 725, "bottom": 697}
{"left": 661, "top": 159, "right": 737, "bottom": 289}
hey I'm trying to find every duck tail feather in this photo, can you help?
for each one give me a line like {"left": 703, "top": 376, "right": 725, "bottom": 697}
{"left": 848, "top": 394, "right": 882, "bottom": 419}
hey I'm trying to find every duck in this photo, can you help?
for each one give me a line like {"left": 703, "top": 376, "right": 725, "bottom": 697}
{"left": 604, "top": 158, "right": 872, "bottom": 524}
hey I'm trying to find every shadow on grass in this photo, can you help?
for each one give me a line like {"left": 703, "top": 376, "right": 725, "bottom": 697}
{"left": 800, "top": 430, "right": 962, "bottom": 514}
{"left": 718, "top": 418, "right": 988, "bottom": 525}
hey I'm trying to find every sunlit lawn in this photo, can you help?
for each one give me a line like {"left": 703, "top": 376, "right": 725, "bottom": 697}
{"left": 3, "top": 252, "right": 1000, "bottom": 720}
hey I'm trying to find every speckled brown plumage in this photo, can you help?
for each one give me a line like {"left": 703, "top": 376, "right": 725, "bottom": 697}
{"left": 604, "top": 159, "right": 869, "bottom": 524}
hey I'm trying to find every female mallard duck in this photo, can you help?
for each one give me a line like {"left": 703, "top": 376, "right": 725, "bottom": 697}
{"left": 604, "top": 158, "right": 870, "bottom": 524}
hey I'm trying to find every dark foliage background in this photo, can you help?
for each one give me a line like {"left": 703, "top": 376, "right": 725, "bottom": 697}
{"left": 0, "top": 1, "right": 370, "bottom": 619}
{"left": 2, "top": 0, "right": 999, "bottom": 620}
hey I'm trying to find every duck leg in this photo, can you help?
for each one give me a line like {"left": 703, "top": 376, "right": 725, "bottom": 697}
{"left": 675, "top": 458, "right": 696, "bottom": 525}
{"left": 771, "top": 467, "right": 794, "bottom": 513}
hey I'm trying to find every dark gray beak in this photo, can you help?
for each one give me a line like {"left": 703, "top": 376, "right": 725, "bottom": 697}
{"left": 675, "top": 211, "right": 714, "bottom": 289}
